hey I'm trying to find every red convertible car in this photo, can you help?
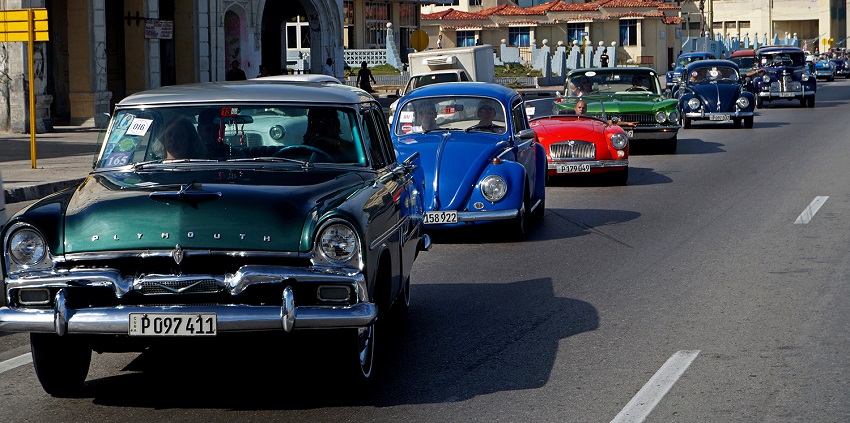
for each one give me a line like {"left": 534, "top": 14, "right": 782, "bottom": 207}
{"left": 525, "top": 98, "right": 630, "bottom": 185}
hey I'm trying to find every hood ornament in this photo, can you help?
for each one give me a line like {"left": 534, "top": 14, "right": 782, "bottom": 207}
{"left": 172, "top": 244, "right": 185, "bottom": 265}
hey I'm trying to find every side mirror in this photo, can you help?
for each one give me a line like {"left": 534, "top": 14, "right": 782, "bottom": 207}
{"left": 516, "top": 128, "right": 536, "bottom": 140}
{"left": 663, "top": 88, "right": 672, "bottom": 98}
{"left": 670, "top": 63, "right": 676, "bottom": 70}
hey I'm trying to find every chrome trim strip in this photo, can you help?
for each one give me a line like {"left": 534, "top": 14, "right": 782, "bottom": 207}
{"left": 369, "top": 216, "right": 407, "bottom": 251}
{"left": 64, "top": 250, "right": 301, "bottom": 261}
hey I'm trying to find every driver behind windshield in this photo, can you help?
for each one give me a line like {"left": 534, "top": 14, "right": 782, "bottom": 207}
{"left": 302, "top": 108, "right": 356, "bottom": 162}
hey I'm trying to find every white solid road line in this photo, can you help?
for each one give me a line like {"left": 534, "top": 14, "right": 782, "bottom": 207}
{"left": 0, "top": 353, "right": 31, "bottom": 374}
{"left": 610, "top": 350, "right": 701, "bottom": 423}
{"left": 795, "top": 196, "right": 829, "bottom": 224}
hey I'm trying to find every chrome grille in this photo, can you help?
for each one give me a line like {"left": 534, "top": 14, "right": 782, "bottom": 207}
{"left": 139, "top": 279, "right": 221, "bottom": 295}
{"left": 550, "top": 140, "right": 595, "bottom": 159}
{"left": 598, "top": 113, "right": 658, "bottom": 127}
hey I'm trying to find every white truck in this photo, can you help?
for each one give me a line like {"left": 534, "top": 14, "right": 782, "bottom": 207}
{"left": 390, "top": 45, "right": 496, "bottom": 121}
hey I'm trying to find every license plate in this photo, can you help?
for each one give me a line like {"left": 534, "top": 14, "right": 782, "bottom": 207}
{"left": 129, "top": 313, "right": 217, "bottom": 336}
{"left": 710, "top": 115, "right": 730, "bottom": 121}
{"left": 557, "top": 164, "right": 591, "bottom": 173}
{"left": 625, "top": 129, "right": 634, "bottom": 137}
{"left": 424, "top": 210, "right": 458, "bottom": 224}
{"left": 779, "top": 92, "right": 795, "bottom": 97}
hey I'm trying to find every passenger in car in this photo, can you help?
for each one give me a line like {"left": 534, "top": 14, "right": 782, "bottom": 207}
{"left": 413, "top": 101, "right": 438, "bottom": 132}
{"left": 302, "top": 108, "right": 356, "bottom": 162}
{"left": 157, "top": 115, "right": 207, "bottom": 160}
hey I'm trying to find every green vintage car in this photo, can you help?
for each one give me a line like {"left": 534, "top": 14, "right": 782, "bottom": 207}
{"left": 0, "top": 79, "right": 431, "bottom": 395}
{"left": 562, "top": 67, "right": 681, "bottom": 153}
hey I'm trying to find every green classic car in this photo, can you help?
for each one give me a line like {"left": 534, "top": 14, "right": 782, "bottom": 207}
{"left": 562, "top": 68, "right": 681, "bottom": 153}
{"left": 0, "top": 79, "right": 431, "bottom": 395}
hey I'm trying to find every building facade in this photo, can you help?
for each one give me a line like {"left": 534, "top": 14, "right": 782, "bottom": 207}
{"left": 1, "top": 0, "right": 422, "bottom": 133}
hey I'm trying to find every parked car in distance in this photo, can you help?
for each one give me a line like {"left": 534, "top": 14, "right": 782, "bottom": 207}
{"left": 390, "top": 82, "right": 546, "bottom": 237}
{"left": 666, "top": 51, "right": 716, "bottom": 91}
{"left": 0, "top": 79, "right": 431, "bottom": 396}
{"left": 813, "top": 56, "right": 836, "bottom": 81}
{"left": 676, "top": 60, "right": 756, "bottom": 128}
{"left": 525, "top": 97, "right": 630, "bottom": 185}
{"left": 562, "top": 67, "right": 680, "bottom": 153}
{"left": 753, "top": 45, "right": 816, "bottom": 108}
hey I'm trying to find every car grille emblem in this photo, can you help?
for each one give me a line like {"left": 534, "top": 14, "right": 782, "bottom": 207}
{"left": 172, "top": 244, "right": 185, "bottom": 265}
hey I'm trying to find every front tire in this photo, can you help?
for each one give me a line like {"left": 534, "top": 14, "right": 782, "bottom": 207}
{"left": 347, "top": 323, "right": 376, "bottom": 382}
{"left": 609, "top": 168, "right": 629, "bottom": 186}
{"left": 682, "top": 117, "right": 691, "bottom": 129}
{"left": 30, "top": 333, "right": 91, "bottom": 397}
{"left": 743, "top": 116, "right": 754, "bottom": 128}
{"left": 807, "top": 95, "right": 815, "bottom": 108}
{"left": 756, "top": 97, "right": 763, "bottom": 109}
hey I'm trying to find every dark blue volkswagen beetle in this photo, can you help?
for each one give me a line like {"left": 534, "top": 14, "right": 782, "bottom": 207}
{"left": 676, "top": 59, "right": 756, "bottom": 128}
{"left": 390, "top": 82, "right": 546, "bottom": 238}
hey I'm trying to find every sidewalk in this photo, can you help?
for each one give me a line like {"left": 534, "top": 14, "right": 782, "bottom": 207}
{"left": 1, "top": 127, "right": 102, "bottom": 204}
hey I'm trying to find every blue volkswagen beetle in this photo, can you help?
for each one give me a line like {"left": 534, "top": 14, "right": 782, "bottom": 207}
{"left": 676, "top": 60, "right": 756, "bottom": 128}
{"left": 390, "top": 82, "right": 546, "bottom": 237}
{"left": 666, "top": 51, "right": 716, "bottom": 91}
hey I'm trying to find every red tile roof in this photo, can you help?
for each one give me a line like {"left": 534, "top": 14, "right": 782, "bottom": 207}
{"left": 421, "top": 0, "right": 680, "bottom": 21}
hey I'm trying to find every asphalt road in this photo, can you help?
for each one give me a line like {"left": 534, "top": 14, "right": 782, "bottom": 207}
{"left": 2, "top": 81, "right": 850, "bottom": 422}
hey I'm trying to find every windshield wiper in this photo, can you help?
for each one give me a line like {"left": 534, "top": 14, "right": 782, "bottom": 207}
{"left": 228, "top": 156, "right": 310, "bottom": 166}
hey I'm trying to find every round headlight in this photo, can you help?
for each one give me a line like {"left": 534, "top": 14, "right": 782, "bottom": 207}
{"left": 269, "top": 125, "right": 286, "bottom": 140}
{"left": 8, "top": 228, "right": 46, "bottom": 266}
{"left": 317, "top": 223, "right": 359, "bottom": 264}
{"left": 610, "top": 132, "right": 628, "bottom": 150}
{"left": 480, "top": 175, "right": 507, "bottom": 202}
{"left": 687, "top": 98, "right": 701, "bottom": 110}
{"left": 736, "top": 97, "right": 750, "bottom": 109}
{"left": 655, "top": 111, "right": 667, "bottom": 123}
{"left": 667, "top": 110, "right": 680, "bottom": 123}
{"left": 802, "top": 74, "right": 810, "bottom": 82}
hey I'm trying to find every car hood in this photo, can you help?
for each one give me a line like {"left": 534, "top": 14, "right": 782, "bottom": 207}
{"left": 394, "top": 132, "right": 511, "bottom": 210}
{"left": 583, "top": 94, "right": 677, "bottom": 113}
{"left": 530, "top": 118, "right": 600, "bottom": 140}
{"left": 61, "top": 167, "right": 367, "bottom": 254}
{"left": 687, "top": 83, "right": 742, "bottom": 112}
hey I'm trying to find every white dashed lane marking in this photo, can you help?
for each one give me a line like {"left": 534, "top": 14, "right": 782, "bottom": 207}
{"left": 610, "top": 350, "right": 701, "bottom": 423}
{"left": 0, "top": 353, "right": 31, "bottom": 374}
{"left": 794, "top": 196, "right": 829, "bottom": 224}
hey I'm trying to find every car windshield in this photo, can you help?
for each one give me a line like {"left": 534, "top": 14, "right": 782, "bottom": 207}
{"left": 525, "top": 97, "right": 608, "bottom": 123}
{"left": 759, "top": 52, "right": 805, "bottom": 67}
{"left": 677, "top": 55, "right": 708, "bottom": 67}
{"left": 687, "top": 66, "right": 740, "bottom": 84}
{"left": 566, "top": 70, "right": 661, "bottom": 97}
{"left": 729, "top": 56, "right": 756, "bottom": 71}
{"left": 96, "top": 105, "right": 368, "bottom": 169}
{"left": 394, "top": 96, "right": 507, "bottom": 135}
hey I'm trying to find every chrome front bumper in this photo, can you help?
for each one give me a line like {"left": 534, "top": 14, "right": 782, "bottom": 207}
{"left": 0, "top": 265, "right": 376, "bottom": 335}
{"left": 684, "top": 111, "right": 754, "bottom": 119}
{"left": 758, "top": 90, "right": 814, "bottom": 98}
{"left": 629, "top": 127, "right": 679, "bottom": 140}
{"left": 547, "top": 159, "right": 628, "bottom": 171}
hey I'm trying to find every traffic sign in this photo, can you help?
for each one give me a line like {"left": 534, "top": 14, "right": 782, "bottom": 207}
{"left": 411, "top": 29, "right": 429, "bottom": 52}
{"left": 0, "top": 8, "right": 49, "bottom": 168}
{"left": 0, "top": 8, "right": 48, "bottom": 42}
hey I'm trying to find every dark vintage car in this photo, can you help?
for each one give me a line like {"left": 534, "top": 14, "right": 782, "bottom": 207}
{"left": 0, "top": 79, "right": 431, "bottom": 395}
{"left": 832, "top": 55, "right": 850, "bottom": 78}
{"left": 390, "top": 82, "right": 546, "bottom": 237}
{"left": 676, "top": 60, "right": 756, "bottom": 128}
{"left": 752, "top": 46, "right": 816, "bottom": 108}
{"left": 525, "top": 97, "right": 630, "bottom": 185}
{"left": 563, "top": 67, "right": 680, "bottom": 153}
{"left": 666, "top": 51, "right": 716, "bottom": 91}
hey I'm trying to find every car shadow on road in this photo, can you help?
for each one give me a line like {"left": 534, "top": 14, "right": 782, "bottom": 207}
{"left": 425, "top": 207, "right": 640, "bottom": 245}
{"left": 77, "top": 278, "right": 599, "bottom": 410}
